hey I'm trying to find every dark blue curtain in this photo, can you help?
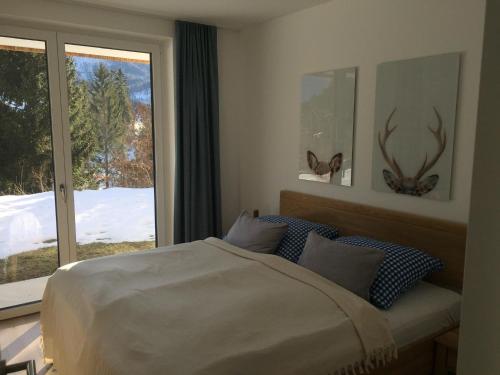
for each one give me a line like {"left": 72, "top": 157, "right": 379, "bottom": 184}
{"left": 174, "top": 21, "right": 222, "bottom": 243}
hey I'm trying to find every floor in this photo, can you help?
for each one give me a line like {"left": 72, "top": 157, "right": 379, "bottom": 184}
{"left": 0, "top": 313, "right": 55, "bottom": 374}
{"left": 0, "top": 277, "right": 48, "bottom": 310}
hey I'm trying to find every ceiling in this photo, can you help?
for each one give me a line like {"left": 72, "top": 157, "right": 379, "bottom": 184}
{"left": 64, "top": 0, "right": 331, "bottom": 29}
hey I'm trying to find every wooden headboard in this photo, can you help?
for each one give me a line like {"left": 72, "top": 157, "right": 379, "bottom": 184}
{"left": 280, "top": 190, "right": 467, "bottom": 291}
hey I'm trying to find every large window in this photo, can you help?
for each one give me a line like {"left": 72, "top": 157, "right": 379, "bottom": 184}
{"left": 0, "top": 36, "right": 59, "bottom": 289}
{"left": 64, "top": 44, "right": 156, "bottom": 260}
{"left": 0, "top": 27, "right": 166, "bottom": 311}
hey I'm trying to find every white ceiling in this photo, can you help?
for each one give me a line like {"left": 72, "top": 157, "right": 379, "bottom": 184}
{"left": 65, "top": 0, "right": 331, "bottom": 29}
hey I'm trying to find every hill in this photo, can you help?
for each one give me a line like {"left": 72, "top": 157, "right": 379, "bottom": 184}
{"left": 74, "top": 56, "right": 152, "bottom": 104}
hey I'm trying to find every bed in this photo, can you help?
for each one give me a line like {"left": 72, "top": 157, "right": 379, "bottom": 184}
{"left": 279, "top": 190, "right": 466, "bottom": 375}
{"left": 40, "top": 190, "right": 466, "bottom": 375}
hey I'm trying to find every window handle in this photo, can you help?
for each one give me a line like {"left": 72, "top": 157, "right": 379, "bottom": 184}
{"left": 59, "top": 183, "right": 67, "bottom": 202}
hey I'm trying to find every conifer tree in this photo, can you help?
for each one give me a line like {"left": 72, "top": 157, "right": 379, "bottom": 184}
{"left": 0, "top": 49, "right": 52, "bottom": 194}
{"left": 89, "top": 64, "right": 132, "bottom": 188}
{"left": 66, "top": 56, "right": 99, "bottom": 190}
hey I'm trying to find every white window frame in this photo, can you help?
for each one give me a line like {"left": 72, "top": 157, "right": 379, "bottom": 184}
{"left": 0, "top": 24, "right": 71, "bottom": 268}
{"left": 55, "top": 32, "right": 168, "bottom": 262}
{"left": 0, "top": 24, "right": 171, "bottom": 318}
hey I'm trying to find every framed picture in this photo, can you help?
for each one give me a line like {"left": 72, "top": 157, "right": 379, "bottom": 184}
{"left": 372, "top": 53, "right": 460, "bottom": 200}
{"left": 299, "top": 67, "right": 356, "bottom": 186}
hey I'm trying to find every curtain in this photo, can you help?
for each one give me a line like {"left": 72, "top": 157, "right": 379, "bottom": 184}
{"left": 174, "top": 21, "right": 222, "bottom": 243}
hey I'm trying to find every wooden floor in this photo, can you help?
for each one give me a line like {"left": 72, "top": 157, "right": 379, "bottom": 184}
{"left": 0, "top": 313, "right": 55, "bottom": 374}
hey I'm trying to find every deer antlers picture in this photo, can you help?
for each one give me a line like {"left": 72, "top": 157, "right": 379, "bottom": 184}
{"left": 378, "top": 107, "right": 447, "bottom": 196}
{"left": 307, "top": 151, "right": 343, "bottom": 183}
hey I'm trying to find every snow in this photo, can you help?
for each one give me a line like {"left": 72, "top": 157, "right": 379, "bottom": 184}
{"left": 0, "top": 187, "right": 155, "bottom": 259}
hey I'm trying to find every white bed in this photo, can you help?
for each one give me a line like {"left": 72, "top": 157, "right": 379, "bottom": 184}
{"left": 382, "top": 282, "right": 461, "bottom": 348}
{"left": 40, "top": 237, "right": 461, "bottom": 375}
{"left": 278, "top": 190, "right": 466, "bottom": 375}
{"left": 40, "top": 190, "right": 466, "bottom": 375}
{"left": 41, "top": 238, "right": 396, "bottom": 375}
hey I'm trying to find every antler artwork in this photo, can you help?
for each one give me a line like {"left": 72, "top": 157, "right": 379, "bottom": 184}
{"left": 307, "top": 151, "right": 343, "bottom": 183}
{"left": 378, "top": 107, "right": 447, "bottom": 196}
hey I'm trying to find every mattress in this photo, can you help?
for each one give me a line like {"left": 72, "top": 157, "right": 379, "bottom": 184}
{"left": 381, "top": 282, "right": 461, "bottom": 348}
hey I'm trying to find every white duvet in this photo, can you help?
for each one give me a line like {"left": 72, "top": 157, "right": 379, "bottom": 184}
{"left": 41, "top": 238, "right": 395, "bottom": 375}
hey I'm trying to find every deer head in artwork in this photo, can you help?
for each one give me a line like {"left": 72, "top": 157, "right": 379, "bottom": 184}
{"left": 378, "top": 107, "right": 447, "bottom": 196}
{"left": 307, "top": 151, "right": 343, "bottom": 182}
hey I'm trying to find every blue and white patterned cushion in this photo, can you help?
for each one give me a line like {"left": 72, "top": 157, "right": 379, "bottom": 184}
{"left": 336, "top": 236, "right": 444, "bottom": 309}
{"left": 257, "top": 215, "right": 339, "bottom": 263}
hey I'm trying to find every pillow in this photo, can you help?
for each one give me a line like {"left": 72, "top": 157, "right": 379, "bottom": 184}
{"left": 336, "top": 236, "right": 444, "bottom": 309}
{"left": 298, "top": 231, "right": 385, "bottom": 300}
{"left": 224, "top": 211, "right": 288, "bottom": 253}
{"left": 257, "top": 215, "right": 339, "bottom": 262}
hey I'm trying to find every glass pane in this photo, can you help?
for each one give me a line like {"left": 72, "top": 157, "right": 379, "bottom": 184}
{"left": 0, "top": 36, "right": 58, "bottom": 308}
{"left": 64, "top": 44, "right": 156, "bottom": 261}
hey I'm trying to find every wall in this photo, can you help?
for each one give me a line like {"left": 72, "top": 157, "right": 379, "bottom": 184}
{"left": 218, "top": 29, "right": 244, "bottom": 231}
{"left": 237, "top": 0, "right": 486, "bottom": 223}
{"left": 458, "top": 0, "right": 500, "bottom": 373}
{"left": 0, "top": 0, "right": 174, "bottom": 39}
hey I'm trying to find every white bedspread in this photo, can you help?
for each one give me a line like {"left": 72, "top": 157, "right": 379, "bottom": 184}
{"left": 41, "top": 238, "right": 395, "bottom": 375}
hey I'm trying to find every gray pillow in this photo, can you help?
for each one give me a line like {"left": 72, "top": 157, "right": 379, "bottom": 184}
{"left": 224, "top": 211, "right": 288, "bottom": 254}
{"left": 298, "top": 231, "right": 385, "bottom": 300}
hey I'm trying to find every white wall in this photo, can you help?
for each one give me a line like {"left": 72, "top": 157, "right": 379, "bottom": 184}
{"left": 458, "top": 0, "right": 500, "bottom": 373}
{"left": 0, "top": 0, "right": 174, "bottom": 39}
{"left": 237, "top": 0, "right": 485, "bottom": 223}
{"left": 0, "top": 0, "right": 487, "bottom": 232}
{"left": 218, "top": 29, "right": 244, "bottom": 231}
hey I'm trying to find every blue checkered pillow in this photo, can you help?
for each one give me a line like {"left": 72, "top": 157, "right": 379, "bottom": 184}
{"left": 257, "top": 216, "right": 339, "bottom": 263}
{"left": 336, "top": 236, "right": 444, "bottom": 309}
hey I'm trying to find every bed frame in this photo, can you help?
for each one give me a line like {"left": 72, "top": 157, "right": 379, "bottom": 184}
{"left": 279, "top": 190, "right": 467, "bottom": 375}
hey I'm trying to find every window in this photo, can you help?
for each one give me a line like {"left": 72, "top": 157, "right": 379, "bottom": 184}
{"left": 64, "top": 44, "right": 157, "bottom": 260}
{"left": 0, "top": 27, "right": 167, "bottom": 311}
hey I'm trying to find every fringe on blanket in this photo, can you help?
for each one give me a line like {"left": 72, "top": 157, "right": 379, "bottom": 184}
{"left": 39, "top": 340, "right": 397, "bottom": 375}
{"left": 334, "top": 343, "right": 398, "bottom": 375}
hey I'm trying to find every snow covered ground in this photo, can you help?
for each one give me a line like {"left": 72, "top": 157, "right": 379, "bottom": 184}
{"left": 0, "top": 187, "right": 155, "bottom": 259}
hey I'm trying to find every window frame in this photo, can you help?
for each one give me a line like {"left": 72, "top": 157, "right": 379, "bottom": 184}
{"left": 0, "top": 25, "right": 170, "bottom": 318}
{"left": 56, "top": 32, "right": 168, "bottom": 263}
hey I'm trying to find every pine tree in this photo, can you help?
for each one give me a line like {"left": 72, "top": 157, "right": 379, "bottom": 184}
{"left": 89, "top": 64, "right": 132, "bottom": 188}
{"left": 66, "top": 56, "right": 99, "bottom": 190}
{"left": 0, "top": 49, "right": 53, "bottom": 194}
{"left": 0, "top": 55, "right": 134, "bottom": 194}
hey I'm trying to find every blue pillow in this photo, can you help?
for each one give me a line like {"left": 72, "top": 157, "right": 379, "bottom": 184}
{"left": 257, "top": 215, "right": 339, "bottom": 263}
{"left": 336, "top": 236, "right": 444, "bottom": 309}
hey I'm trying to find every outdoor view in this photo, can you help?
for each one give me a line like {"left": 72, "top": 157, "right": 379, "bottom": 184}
{"left": 0, "top": 37, "right": 156, "bottom": 286}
